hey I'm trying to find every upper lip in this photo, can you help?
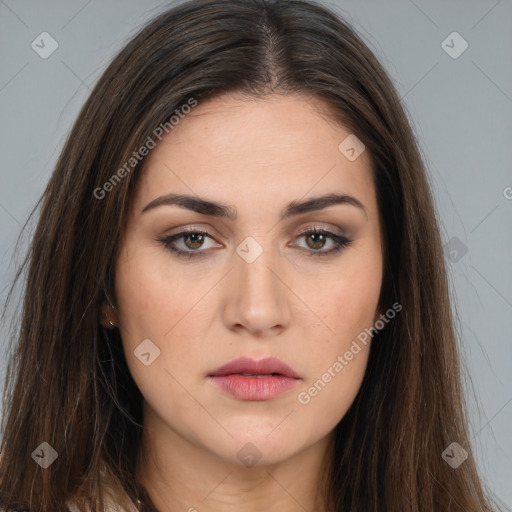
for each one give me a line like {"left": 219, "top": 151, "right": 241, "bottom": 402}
{"left": 209, "top": 356, "right": 301, "bottom": 379}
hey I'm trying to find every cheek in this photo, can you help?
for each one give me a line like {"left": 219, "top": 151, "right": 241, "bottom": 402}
{"left": 311, "top": 251, "right": 382, "bottom": 353}
{"left": 297, "top": 346, "right": 369, "bottom": 441}
{"left": 113, "top": 248, "right": 215, "bottom": 390}
{"left": 114, "top": 246, "right": 198, "bottom": 342}
{"left": 297, "top": 286, "right": 376, "bottom": 432}
{"left": 296, "top": 250, "right": 381, "bottom": 423}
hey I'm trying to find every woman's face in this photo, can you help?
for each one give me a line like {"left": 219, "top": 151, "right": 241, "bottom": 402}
{"left": 112, "top": 93, "right": 383, "bottom": 467}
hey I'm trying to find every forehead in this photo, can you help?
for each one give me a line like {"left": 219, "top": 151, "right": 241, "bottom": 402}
{"left": 133, "top": 93, "right": 377, "bottom": 218}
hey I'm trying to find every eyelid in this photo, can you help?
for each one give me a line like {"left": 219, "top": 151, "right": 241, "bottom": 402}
{"left": 291, "top": 221, "right": 349, "bottom": 239}
{"left": 163, "top": 222, "right": 349, "bottom": 240}
{"left": 290, "top": 226, "right": 351, "bottom": 256}
{"left": 157, "top": 223, "right": 352, "bottom": 259}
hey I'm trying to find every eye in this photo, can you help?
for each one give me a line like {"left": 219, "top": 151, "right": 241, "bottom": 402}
{"left": 157, "top": 229, "right": 220, "bottom": 259}
{"left": 157, "top": 227, "right": 352, "bottom": 259}
{"left": 293, "top": 227, "right": 352, "bottom": 256}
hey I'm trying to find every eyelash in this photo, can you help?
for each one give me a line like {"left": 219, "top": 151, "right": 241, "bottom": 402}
{"left": 157, "top": 227, "right": 352, "bottom": 259}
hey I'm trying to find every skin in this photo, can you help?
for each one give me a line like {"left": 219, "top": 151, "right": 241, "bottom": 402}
{"left": 103, "top": 93, "right": 384, "bottom": 512}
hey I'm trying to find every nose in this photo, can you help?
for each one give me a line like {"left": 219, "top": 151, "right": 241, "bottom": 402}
{"left": 222, "top": 239, "right": 291, "bottom": 337}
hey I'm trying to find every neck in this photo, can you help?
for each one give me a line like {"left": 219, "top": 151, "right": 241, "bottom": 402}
{"left": 135, "top": 405, "right": 334, "bottom": 512}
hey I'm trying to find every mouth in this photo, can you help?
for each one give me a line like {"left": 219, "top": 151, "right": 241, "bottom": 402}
{"left": 208, "top": 356, "right": 301, "bottom": 401}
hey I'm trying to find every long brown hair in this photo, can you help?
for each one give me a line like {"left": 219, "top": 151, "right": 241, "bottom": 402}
{"left": 0, "top": 0, "right": 502, "bottom": 510}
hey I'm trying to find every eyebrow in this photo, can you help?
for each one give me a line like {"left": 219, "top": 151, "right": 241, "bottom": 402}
{"left": 141, "top": 192, "right": 367, "bottom": 219}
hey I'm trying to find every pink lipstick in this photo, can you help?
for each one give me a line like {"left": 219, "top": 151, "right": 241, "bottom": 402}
{"left": 208, "top": 356, "right": 301, "bottom": 401}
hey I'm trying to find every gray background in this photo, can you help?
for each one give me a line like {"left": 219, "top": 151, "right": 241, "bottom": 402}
{"left": 0, "top": 0, "right": 511, "bottom": 507}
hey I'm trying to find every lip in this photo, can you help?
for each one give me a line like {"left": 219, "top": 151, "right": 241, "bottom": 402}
{"left": 209, "top": 356, "right": 301, "bottom": 379}
{"left": 208, "top": 356, "right": 302, "bottom": 401}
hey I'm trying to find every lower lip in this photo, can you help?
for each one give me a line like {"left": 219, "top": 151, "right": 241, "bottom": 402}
{"left": 209, "top": 374, "right": 300, "bottom": 401}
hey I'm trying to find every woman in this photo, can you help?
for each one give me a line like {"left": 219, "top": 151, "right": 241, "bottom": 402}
{"left": 0, "top": 0, "right": 502, "bottom": 510}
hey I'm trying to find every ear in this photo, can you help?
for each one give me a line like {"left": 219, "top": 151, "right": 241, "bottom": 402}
{"left": 100, "top": 301, "right": 119, "bottom": 329}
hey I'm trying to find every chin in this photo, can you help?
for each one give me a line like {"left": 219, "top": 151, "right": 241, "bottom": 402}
{"left": 202, "top": 426, "right": 309, "bottom": 468}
